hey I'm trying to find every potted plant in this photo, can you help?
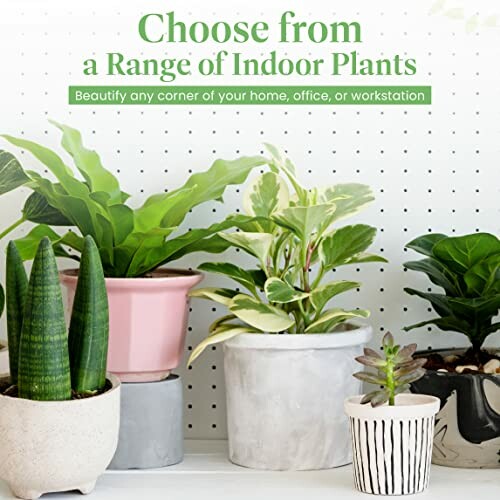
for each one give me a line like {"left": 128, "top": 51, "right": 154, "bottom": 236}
{"left": 0, "top": 236, "right": 120, "bottom": 500}
{"left": 0, "top": 122, "right": 265, "bottom": 382}
{"left": 403, "top": 232, "right": 500, "bottom": 468}
{"left": 188, "top": 145, "right": 386, "bottom": 470}
{"left": 344, "top": 333, "right": 440, "bottom": 496}
{"left": 0, "top": 285, "right": 7, "bottom": 373}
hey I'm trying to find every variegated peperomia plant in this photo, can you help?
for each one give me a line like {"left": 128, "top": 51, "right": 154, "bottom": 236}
{"left": 188, "top": 145, "right": 387, "bottom": 364}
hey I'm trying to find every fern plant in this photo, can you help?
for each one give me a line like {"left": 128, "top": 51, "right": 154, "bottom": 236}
{"left": 8, "top": 235, "right": 109, "bottom": 400}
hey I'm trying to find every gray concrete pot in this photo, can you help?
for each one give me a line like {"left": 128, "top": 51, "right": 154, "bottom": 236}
{"left": 109, "top": 374, "right": 183, "bottom": 470}
{"left": 223, "top": 323, "right": 373, "bottom": 471}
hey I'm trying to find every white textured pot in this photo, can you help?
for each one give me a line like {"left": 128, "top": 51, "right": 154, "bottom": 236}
{"left": 0, "top": 374, "right": 121, "bottom": 500}
{"left": 345, "top": 394, "right": 440, "bottom": 496}
{"left": 223, "top": 323, "right": 372, "bottom": 471}
{"left": 0, "top": 343, "right": 8, "bottom": 374}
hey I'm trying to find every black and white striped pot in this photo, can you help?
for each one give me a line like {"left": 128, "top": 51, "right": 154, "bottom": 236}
{"left": 344, "top": 394, "right": 440, "bottom": 496}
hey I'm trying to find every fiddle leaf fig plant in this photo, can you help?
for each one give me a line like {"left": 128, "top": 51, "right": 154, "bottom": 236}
{"left": 403, "top": 233, "right": 500, "bottom": 352}
{"left": 188, "top": 145, "right": 387, "bottom": 364}
{"left": 0, "top": 122, "right": 266, "bottom": 277}
{"left": 354, "top": 332, "right": 427, "bottom": 407}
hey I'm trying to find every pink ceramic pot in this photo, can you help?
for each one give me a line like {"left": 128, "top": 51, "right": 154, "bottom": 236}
{"left": 60, "top": 269, "right": 203, "bottom": 383}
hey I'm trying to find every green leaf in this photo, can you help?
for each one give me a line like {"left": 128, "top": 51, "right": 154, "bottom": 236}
{"left": 264, "top": 277, "right": 309, "bottom": 303}
{"left": 0, "top": 150, "right": 29, "bottom": 194}
{"left": 50, "top": 121, "right": 122, "bottom": 204}
{"left": 348, "top": 253, "right": 388, "bottom": 265}
{"left": 13, "top": 225, "right": 83, "bottom": 261}
{"left": 305, "top": 308, "right": 369, "bottom": 333}
{"left": 448, "top": 295, "right": 500, "bottom": 321}
{"left": 198, "top": 262, "right": 263, "bottom": 296}
{"left": 22, "top": 192, "right": 72, "bottom": 226}
{"left": 310, "top": 280, "right": 360, "bottom": 312}
{"left": 272, "top": 204, "right": 336, "bottom": 241}
{"left": 404, "top": 288, "right": 453, "bottom": 317}
{"left": 403, "top": 258, "right": 460, "bottom": 296}
{"left": 403, "top": 316, "right": 471, "bottom": 335}
{"left": 187, "top": 324, "right": 259, "bottom": 365}
{"left": 219, "top": 231, "right": 273, "bottom": 265}
{"left": 406, "top": 233, "right": 448, "bottom": 257}
{"left": 432, "top": 233, "right": 500, "bottom": 275}
{"left": 0, "top": 285, "right": 4, "bottom": 318}
{"left": 189, "top": 287, "right": 240, "bottom": 306}
{"left": 243, "top": 172, "right": 289, "bottom": 231}
{"left": 135, "top": 155, "right": 266, "bottom": 232}
{"left": 319, "top": 224, "right": 378, "bottom": 270}
{"left": 464, "top": 254, "right": 500, "bottom": 296}
{"left": 229, "top": 294, "right": 294, "bottom": 332}
{"left": 264, "top": 143, "right": 308, "bottom": 204}
{"left": 108, "top": 204, "right": 134, "bottom": 246}
{"left": 317, "top": 183, "right": 374, "bottom": 222}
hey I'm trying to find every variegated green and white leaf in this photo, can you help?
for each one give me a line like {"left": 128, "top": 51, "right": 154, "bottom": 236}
{"left": 305, "top": 308, "right": 370, "bottom": 333}
{"left": 209, "top": 314, "right": 239, "bottom": 333}
{"left": 310, "top": 281, "right": 360, "bottom": 312}
{"left": 243, "top": 172, "right": 289, "bottom": 228}
{"left": 317, "top": 184, "right": 374, "bottom": 223}
{"left": 187, "top": 324, "right": 259, "bottom": 365}
{"left": 219, "top": 231, "right": 273, "bottom": 265}
{"left": 189, "top": 287, "right": 240, "bottom": 306}
{"left": 198, "top": 262, "right": 264, "bottom": 296}
{"left": 264, "top": 277, "right": 309, "bottom": 303}
{"left": 229, "top": 294, "right": 294, "bottom": 332}
{"left": 272, "top": 204, "right": 336, "bottom": 240}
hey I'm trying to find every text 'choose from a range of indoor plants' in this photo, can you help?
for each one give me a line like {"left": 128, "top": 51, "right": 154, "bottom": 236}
{"left": 189, "top": 144, "right": 387, "bottom": 471}
{"left": 403, "top": 233, "right": 500, "bottom": 469}
{"left": 0, "top": 236, "right": 120, "bottom": 500}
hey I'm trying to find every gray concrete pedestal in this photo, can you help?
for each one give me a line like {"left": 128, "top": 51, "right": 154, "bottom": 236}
{"left": 109, "top": 374, "right": 184, "bottom": 470}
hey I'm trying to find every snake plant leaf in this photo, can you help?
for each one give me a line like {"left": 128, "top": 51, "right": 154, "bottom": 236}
{"left": 219, "top": 231, "right": 273, "bottom": 266}
{"left": 18, "top": 237, "right": 71, "bottom": 401}
{"left": 6, "top": 242, "right": 29, "bottom": 384}
{"left": 49, "top": 121, "right": 122, "bottom": 204}
{"left": 310, "top": 280, "right": 360, "bottom": 312}
{"left": 243, "top": 172, "right": 289, "bottom": 232}
{"left": 198, "top": 262, "right": 263, "bottom": 296}
{"left": 304, "top": 308, "right": 370, "bottom": 333}
{"left": 189, "top": 288, "right": 240, "bottom": 306}
{"left": 432, "top": 233, "right": 500, "bottom": 275}
{"left": 13, "top": 225, "right": 82, "bottom": 261}
{"left": 229, "top": 294, "right": 294, "bottom": 332}
{"left": 69, "top": 236, "right": 109, "bottom": 393}
{"left": 272, "top": 204, "right": 336, "bottom": 241}
{"left": 0, "top": 150, "right": 29, "bottom": 194}
{"left": 319, "top": 224, "right": 378, "bottom": 270}
{"left": 405, "top": 233, "right": 448, "bottom": 257}
{"left": 22, "top": 192, "right": 72, "bottom": 226}
{"left": 464, "top": 254, "right": 500, "bottom": 296}
{"left": 187, "top": 324, "right": 259, "bottom": 366}
{"left": 0, "top": 285, "right": 4, "bottom": 318}
{"left": 264, "top": 277, "right": 309, "bottom": 303}
{"left": 403, "top": 258, "right": 459, "bottom": 296}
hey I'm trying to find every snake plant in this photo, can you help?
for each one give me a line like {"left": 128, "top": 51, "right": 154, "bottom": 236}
{"left": 11, "top": 235, "right": 109, "bottom": 401}
{"left": 5, "top": 242, "right": 28, "bottom": 384}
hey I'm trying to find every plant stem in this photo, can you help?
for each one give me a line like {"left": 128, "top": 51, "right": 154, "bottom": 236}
{"left": 0, "top": 217, "right": 25, "bottom": 240}
{"left": 386, "top": 357, "right": 395, "bottom": 406}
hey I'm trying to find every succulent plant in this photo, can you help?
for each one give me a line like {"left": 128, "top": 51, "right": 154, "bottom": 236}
{"left": 353, "top": 332, "right": 427, "bottom": 407}
{"left": 9, "top": 235, "right": 109, "bottom": 401}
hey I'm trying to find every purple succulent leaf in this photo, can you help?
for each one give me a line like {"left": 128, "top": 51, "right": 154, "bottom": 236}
{"left": 361, "top": 391, "right": 381, "bottom": 405}
{"left": 370, "top": 390, "right": 390, "bottom": 408}
{"left": 382, "top": 332, "right": 394, "bottom": 348}
{"left": 353, "top": 371, "right": 386, "bottom": 385}
{"left": 395, "top": 368, "right": 426, "bottom": 385}
{"left": 393, "top": 343, "right": 417, "bottom": 363}
{"left": 394, "top": 359, "right": 427, "bottom": 376}
{"left": 363, "top": 347, "right": 383, "bottom": 360}
{"left": 355, "top": 355, "right": 386, "bottom": 368}
{"left": 394, "top": 384, "right": 411, "bottom": 395}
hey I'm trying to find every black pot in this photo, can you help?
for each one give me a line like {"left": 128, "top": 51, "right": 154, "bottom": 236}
{"left": 411, "top": 348, "right": 500, "bottom": 469}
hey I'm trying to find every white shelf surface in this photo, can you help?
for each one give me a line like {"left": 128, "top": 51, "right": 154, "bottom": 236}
{"left": 0, "top": 440, "right": 498, "bottom": 499}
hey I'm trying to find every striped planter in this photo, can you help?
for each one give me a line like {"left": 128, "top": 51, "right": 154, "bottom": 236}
{"left": 345, "top": 394, "right": 440, "bottom": 496}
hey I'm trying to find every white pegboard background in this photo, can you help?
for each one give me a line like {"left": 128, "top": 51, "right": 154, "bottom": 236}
{"left": 0, "top": 0, "right": 499, "bottom": 439}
